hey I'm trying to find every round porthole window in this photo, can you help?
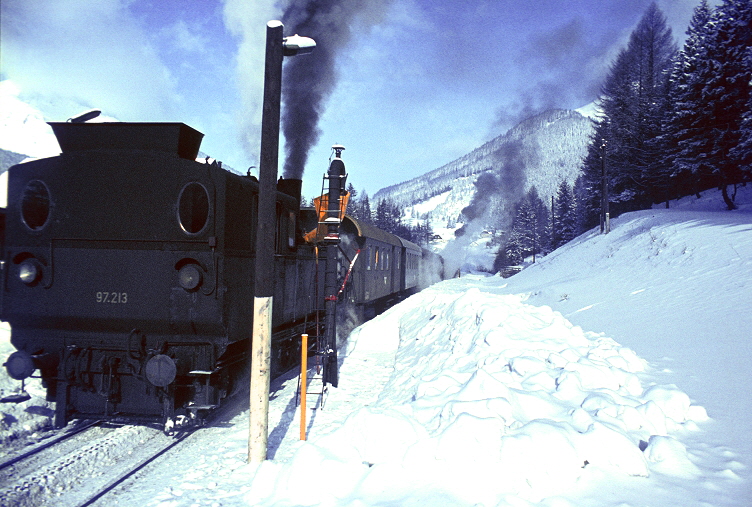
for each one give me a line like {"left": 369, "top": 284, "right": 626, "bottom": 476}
{"left": 178, "top": 182, "right": 210, "bottom": 235}
{"left": 21, "top": 180, "right": 51, "bottom": 231}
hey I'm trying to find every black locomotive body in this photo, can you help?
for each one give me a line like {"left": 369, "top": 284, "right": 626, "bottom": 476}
{"left": 1, "top": 121, "right": 441, "bottom": 428}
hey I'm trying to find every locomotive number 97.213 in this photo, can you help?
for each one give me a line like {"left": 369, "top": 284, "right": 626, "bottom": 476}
{"left": 96, "top": 292, "right": 128, "bottom": 304}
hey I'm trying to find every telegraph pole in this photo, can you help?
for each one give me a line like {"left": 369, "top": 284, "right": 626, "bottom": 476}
{"left": 600, "top": 139, "right": 610, "bottom": 234}
{"left": 249, "top": 21, "right": 315, "bottom": 464}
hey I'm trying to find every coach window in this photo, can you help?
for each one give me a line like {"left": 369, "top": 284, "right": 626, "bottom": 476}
{"left": 374, "top": 247, "right": 380, "bottom": 270}
{"left": 366, "top": 246, "right": 371, "bottom": 270}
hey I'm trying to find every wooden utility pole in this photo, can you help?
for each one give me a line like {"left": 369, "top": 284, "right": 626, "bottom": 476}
{"left": 249, "top": 20, "right": 284, "bottom": 464}
{"left": 248, "top": 21, "right": 316, "bottom": 464}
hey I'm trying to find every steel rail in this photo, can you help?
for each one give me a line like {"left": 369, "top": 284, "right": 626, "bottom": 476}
{"left": 0, "top": 419, "right": 101, "bottom": 472}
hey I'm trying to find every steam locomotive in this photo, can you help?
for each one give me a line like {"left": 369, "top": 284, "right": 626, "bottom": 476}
{"left": 0, "top": 120, "right": 441, "bottom": 429}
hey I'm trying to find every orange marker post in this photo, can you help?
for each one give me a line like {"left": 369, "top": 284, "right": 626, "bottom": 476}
{"left": 300, "top": 333, "right": 308, "bottom": 440}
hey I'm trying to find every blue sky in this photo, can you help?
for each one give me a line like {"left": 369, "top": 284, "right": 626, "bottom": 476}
{"left": 1, "top": 0, "right": 704, "bottom": 199}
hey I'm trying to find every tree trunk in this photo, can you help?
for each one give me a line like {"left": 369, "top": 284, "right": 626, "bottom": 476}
{"left": 721, "top": 184, "right": 738, "bottom": 210}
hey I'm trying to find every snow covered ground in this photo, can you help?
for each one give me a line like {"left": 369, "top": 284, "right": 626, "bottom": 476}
{"left": 1, "top": 185, "right": 750, "bottom": 506}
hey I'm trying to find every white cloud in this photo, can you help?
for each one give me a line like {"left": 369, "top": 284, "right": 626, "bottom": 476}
{"left": 0, "top": 0, "right": 179, "bottom": 122}
{"left": 221, "top": 0, "right": 281, "bottom": 163}
{"left": 162, "top": 19, "right": 210, "bottom": 55}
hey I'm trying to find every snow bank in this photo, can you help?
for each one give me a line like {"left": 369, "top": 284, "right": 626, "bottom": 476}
{"left": 246, "top": 286, "right": 708, "bottom": 506}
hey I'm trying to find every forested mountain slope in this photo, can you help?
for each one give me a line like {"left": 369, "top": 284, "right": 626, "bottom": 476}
{"left": 373, "top": 108, "right": 593, "bottom": 233}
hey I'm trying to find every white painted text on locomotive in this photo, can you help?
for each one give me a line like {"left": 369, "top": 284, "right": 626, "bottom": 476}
{"left": 95, "top": 292, "right": 128, "bottom": 304}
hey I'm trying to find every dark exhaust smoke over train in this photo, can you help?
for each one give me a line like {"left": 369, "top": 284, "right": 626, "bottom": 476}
{"left": 280, "top": 0, "right": 391, "bottom": 180}
{"left": 454, "top": 140, "right": 528, "bottom": 238}
{"left": 441, "top": 140, "right": 530, "bottom": 274}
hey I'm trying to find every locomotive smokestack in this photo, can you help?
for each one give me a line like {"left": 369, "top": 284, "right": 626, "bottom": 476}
{"left": 277, "top": 177, "right": 302, "bottom": 205}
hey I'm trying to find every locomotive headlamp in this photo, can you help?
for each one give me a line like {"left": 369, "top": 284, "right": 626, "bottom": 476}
{"left": 18, "top": 258, "right": 42, "bottom": 286}
{"left": 178, "top": 263, "right": 203, "bottom": 291}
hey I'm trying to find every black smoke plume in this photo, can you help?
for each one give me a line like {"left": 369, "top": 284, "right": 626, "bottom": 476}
{"left": 454, "top": 140, "right": 528, "bottom": 238}
{"left": 440, "top": 139, "right": 530, "bottom": 275}
{"left": 280, "top": 0, "right": 390, "bottom": 179}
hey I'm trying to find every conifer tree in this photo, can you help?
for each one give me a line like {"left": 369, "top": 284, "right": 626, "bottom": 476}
{"left": 581, "top": 3, "right": 677, "bottom": 214}
{"left": 699, "top": 0, "right": 752, "bottom": 208}
{"left": 530, "top": 187, "right": 550, "bottom": 256}
{"left": 572, "top": 174, "right": 591, "bottom": 235}
{"left": 662, "top": 0, "right": 715, "bottom": 199}
{"left": 732, "top": 46, "right": 752, "bottom": 174}
{"left": 498, "top": 188, "right": 549, "bottom": 265}
{"left": 345, "top": 183, "right": 358, "bottom": 216}
{"left": 375, "top": 199, "right": 390, "bottom": 232}
{"left": 553, "top": 181, "right": 577, "bottom": 249}
{"left": 630, "top": 4, "right": 677, "bottom": 207}
{"left": 360, "top": 192, "right": 372, "bottom": 224}
{"left": 374, "top": 198, "right": 405, "bottom": 235}
{"left": 350, "top": 189, "right": 373, "bottom": 224}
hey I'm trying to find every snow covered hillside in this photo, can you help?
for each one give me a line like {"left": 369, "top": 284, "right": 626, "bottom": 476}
{"left": 374, "top": 108, "right": 592, "bottom": 236}
{"left": 2, "top": 187, "right": 748, "bottom": 507}
{"left": 0, "top": 81, "right": 61, "bottom": 166}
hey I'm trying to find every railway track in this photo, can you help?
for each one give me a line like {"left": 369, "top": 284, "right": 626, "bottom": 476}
{"left": 75, "top": 429, "right": 193, "bottom": 507}
{"left": 0, "top": 419, "right": 101, "bottom": 474}
{"left": 0, "top": 362, "right": 298, "bottom": 507}
{"left": 0, "top": 376, "right": 256, "bottom": 507}
{"left": 0, "top": 420, "right": 195, "bottom": 507}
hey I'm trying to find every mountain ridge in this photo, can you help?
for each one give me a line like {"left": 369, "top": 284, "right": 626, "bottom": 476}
{"left": 374, "top": 109, "right": 592, "bottom": 211}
